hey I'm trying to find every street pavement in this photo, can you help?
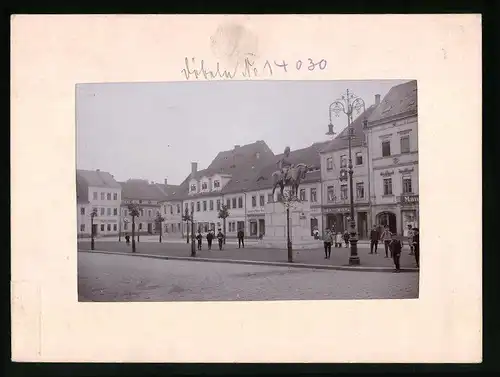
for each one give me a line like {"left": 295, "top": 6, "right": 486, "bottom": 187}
{"left": 78, "top": 238, "right": 419, "bottom": 269}
{"left": 78, "top": 252, "right": 419, "bottom": 302}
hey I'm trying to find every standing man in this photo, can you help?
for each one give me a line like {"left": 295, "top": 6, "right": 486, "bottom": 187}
{"left": 196, "top": 231, "right": 203, "bottom": 251}
{"left": 217, "top": 228, "right": 225, "bottom": 251}
{"left": 390, "top": 232, "right": 403, "bottom": 272}
{"left": 369, "top": 225, "right": 379, "bottom": 254}
{"left": 406, "top": 225, "right": 415, "bottom": 255}
{"left": 323, "top": 228, "right": 333, "bottom": 259}
{"left": 237, "top": 228, "right": 245, "bottom": 248}
{"left": 206, "top": 231, "right": 214, "bottom": 250}
{"left": 412, "top": 227, "right": 420, "bottom": 268}
{"left": 380, "top": 226, "right": 392, "bottom": 258}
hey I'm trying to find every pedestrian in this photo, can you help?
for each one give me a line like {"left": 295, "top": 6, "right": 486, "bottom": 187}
{"left": 216, "top": 228, "right": 224, "bottom": 250}
{"left": 412, "top": 227, "right": 420, "bottom": 268}
{"left": 206, "top": 231, "right": 214, "bottom": 250}
{"left": 196, "top": 231, "right": 202, "bottom": 250}
{"left": 390, "top": 232, "right": 403, "bottom": 272}
{"left": 369, "top": 225, "right": 379, "bottom": 254}
{"left": 380, "top": 226, "right": 392, "bottom": 258}
{"left": 323, "top": 229, "right": 332, "bottom": 259}
{"left": 125, "top": 233, "right": 130, "bottom": 245}
{"left": 343, "top": 230, "right": 350, "bottom": 248}
{"left": 406, "top": 225, "right": 415, "bottom": 255}
{"left": 313, "top": 227, "right": 320, "bottom": 240}
{"left": 237, "top": 228, "right": 245, "bottom": 248}
{"left": 335, "top": 231, "right": 343, "bottom": 248}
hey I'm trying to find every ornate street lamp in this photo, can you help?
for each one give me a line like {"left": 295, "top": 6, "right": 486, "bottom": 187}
{"left": 328, "top": 89, "right": 367, "bottom": 265}
{"left": 90, "top": 208, "right": 98, "bottom": 251}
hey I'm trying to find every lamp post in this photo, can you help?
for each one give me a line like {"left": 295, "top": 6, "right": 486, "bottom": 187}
{"left": 90, "top": 208, "right": 98, "bottom": 250}
{"left": 155, "top": 212, "right": 165, "bottom": 243}
{"left": 328, "top": 89, "right": 366, "bottom": 266}
{"left": 183, "top": 207, "right": 196, "bottom": 257}
{"left": 127, "top": 203, "right": 140, "bottom": 253}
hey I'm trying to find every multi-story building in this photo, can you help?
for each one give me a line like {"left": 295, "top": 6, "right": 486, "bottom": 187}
{"left": 76, "top": 169, "right": 122, "bottom": 237}
{"left": 319, "top": 100, "right": 378, "bottom": 239}
{"left": 365, "top": 80, "right": 419, "bottom": 234}
{"left": 119, "top": 178, "right": 178, "bottom": 235}
{"left": 161, "top": 141, "right": 276, "bottom": 238}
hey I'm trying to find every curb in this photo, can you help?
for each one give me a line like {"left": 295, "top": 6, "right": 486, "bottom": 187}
{"left": 79, "top": 250, "right": 419, "bottom": 273}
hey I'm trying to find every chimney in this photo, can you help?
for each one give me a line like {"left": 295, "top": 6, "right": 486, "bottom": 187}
{"left": 234, "top": 145, "right": 240, "bottom": 149}
{"left": 375, "top": 94, "right": 381, "bottom": 106}
{"left": 191, "top": 162, "right": 198, "bottom": 174}
{"left": 96, "top": 169, "right": 100, "bottom": 172}
{"left": 164, "top": 178, "right": 168, "bottom": 186}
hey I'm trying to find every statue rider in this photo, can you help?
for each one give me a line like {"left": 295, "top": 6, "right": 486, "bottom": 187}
{"left": 277, "top": 146, "right": 293, "bottom": 183}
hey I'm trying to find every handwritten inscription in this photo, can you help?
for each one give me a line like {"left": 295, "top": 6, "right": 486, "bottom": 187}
{"left": 181, "top": 57, "right": 328, "bottom": 80}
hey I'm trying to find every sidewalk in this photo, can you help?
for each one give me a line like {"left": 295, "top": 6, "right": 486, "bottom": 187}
{"left": 78, "top": 240, "right": 418, "bottom": 271}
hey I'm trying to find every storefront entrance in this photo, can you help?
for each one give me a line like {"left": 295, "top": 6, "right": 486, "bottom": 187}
{"left": 357, "top": 212, "right": 368, "bottom": 239}
{"left": 310, "top": 217, "right": 318, "bottom": 236}
{"left": 326, "top": 213, "right": 348, "bottom": 233}
{"left": 376, "top": 211, "right": 397, "bottom": 234}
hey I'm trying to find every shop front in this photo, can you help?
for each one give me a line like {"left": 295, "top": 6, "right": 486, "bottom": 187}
{"left": 247, "top": 208, "right": 266, "bottom": 238}
{"left": 322, "top": 205, "right": 369, "bottom": 239}
{"left": 399, "top": 194, "right": 419, "bottom": 234}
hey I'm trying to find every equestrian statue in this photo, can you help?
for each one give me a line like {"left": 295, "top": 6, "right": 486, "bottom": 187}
{"left": 271, "top": 146, "right": 310, "bottom": 200}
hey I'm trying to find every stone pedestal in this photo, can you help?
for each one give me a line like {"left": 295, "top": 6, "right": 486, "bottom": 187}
{"left": 261, "top": 199, "right": 323, "bottom": 250}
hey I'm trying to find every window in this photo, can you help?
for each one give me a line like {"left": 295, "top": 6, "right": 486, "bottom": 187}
{"left": 203, "top": 201, "right": 207, "bottom": 211}
{"left": 171, "top": 224, "right": 175, "bottom": 232}
{"left": 299, "top": 189, "right": 306, "bottom": 201}
{"left": 238, "top": 197, "right": 243, "bottom": 208}
{"left": 100, "top": 224, "right": 105, "bottom": 231}
{"left": 148, "top": 209, "right": 152, "bottom": 217}
{"left": 252, "top": 196, "right": 257, "bottom": 207}
{"left": 185, "top": 203, "right": 188, "bottom": 210}
{"left": 402, "top": 176, "right": 412, "bottom": 193}
{"left": 113, "top": 224, "right": 117, "bottom": 231}
{"left": 107, "top": 208, "right": 111, "bottom": 216}
{"left": 80, "top": 207, "right": 85, "bottom": 215}
{"left": 113, "top": 208, "right": 117, "bottom": 216}
{"left": 260, "top": 195, "right": 265, "bottom": 206}
{"left": 310, "top": 188, "right": 317, "bottom": 202}
{"left": 190, "top": 202, "right": 194, "bottom": 212}
{"left": 382, "top": 140, "right": 391, "bottom": 157}
{"left": 139, "top": 200, "right": 143, "bottom": 204}
{"left": 100, "top": 207, "right": 105, "bottom": 215}
{"left": 107, "top": 193, "right": 111, "bottom": 200}
{"left": 356, "top": 182, "right": 365, "bottom": 198}
{"left": 341, "top": 184, "right": 348, "bottom": 200}
{"left": 400, "top": 136, "right": 410, "bottom": 154}
{"left": 139, "top": 223, "right": 143, "bottom": 230}
{"left": 214, "top": 180, "right": 220, "bottom": 188}
{"left": 226, "top": 199, "right": 231, "bottom": 209}
{"left": 327, "top": 186, "right": 335, "bottom": 202}
{"left": 177, "top": 204, "right": 181, "bottom": 213}
{"left": 80, "top": 224, "right": 85, "bottom": 232}
{"left": 123, "top": 209, "right": 127, "bottom": 216}
{"left": 268, "top": 193, "right": 273, "bottom": 203}
{"left": 163, "top": 206, "right": 167, "bottom": 214}
{"left": 190, "top": 184, "right": 196, "bottom": 192}
{"left": 113, "top": 193, "right": 118, "bottom": 200}
{"left": 124, "top": 223, "right": 128, "bottom": 230}
{"left": 277, "top": 193, "right": 283, "bottom": 202}
{"left": 383, "top": 178, "right": 393, "bottom": 195}
{"left": 326, "top": 157, "right": 333, "bottom": 170}
{"left": 356, "top": 152, "right": 363, "bottom": 165}
{"left": 201, "top": 182, "right": 208, "bottom": 190}
{"left": 101, "top": 192, "right": 105, "bottom": 200}
{"left": 216, "top": 199, "right": 221, "bottom": 210}
{"left": 340, "top": 155, "right": 347, "bottom": 168}
{"left": 178, "top": 223, "right": 181, "bottom": 231}
{"left": 196, "top": 202, "right": 200, "bottom": 212}
{"left": 93, "top": 192, "right": 98, "bottom": 200}
{"left": 170, "top": 206, "right": 173, "bottom": 215}
{"left": 232, "top": 198, "right": 237, "bottom": 208}
{"left": 140, "top": 209, "right": 144, "bottom": 216}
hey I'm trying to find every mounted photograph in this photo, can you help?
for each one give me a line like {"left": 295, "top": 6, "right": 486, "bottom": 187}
{"left": 76, "top": 79, "right": 420, "bottom": 302}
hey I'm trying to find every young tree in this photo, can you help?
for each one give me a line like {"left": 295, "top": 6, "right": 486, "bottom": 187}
{"left": 90, "top": 208, "right": 98, "bottom": 251}
{"left": 217, "top": 204, "right": 230, "bottom": 244}
{"left": 155, "top": 212, "right": 165, "bottom": 243}
{"left": 182, "top": 207, "right": 191, "bottom": 243}
{"left": 127, "top": 203, "right": 140, "bottom": 253}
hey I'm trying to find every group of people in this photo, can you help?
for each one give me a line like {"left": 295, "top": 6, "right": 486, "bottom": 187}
{"left": 370, "top": 224, "right": 420, "bottom": 271}
{"left": 322, "top": 229, "right": 352, "bottom": 259}
{"left": 194, "top": 229, "right": 226, "bottom": 250}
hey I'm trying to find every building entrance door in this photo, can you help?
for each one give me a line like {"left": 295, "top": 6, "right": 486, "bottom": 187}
{"left": 377, "top": 212, "right": 397, "bottom": 234}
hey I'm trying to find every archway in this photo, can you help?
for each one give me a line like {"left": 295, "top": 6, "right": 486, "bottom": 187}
{"left": 376, "top": 211, "right": 397, "bottom": 234}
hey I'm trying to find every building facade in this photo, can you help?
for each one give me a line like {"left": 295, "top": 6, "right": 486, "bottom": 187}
{"left": 365, "top": 80, "right": 419, "bottom": 234}
{"left": 76, "top": 169, "right": 122, "bottom": 237}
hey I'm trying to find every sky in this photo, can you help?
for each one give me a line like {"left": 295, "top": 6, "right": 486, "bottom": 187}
{"left": 76, "top": 79, "right": 408, "bottom": 185}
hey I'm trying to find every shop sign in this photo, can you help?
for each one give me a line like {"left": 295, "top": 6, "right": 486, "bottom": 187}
{"left": 400, "top": 195, "right": 419, "bottom": 205}
{"left": 323, "top": 206, "right": 351, "bottom": 214}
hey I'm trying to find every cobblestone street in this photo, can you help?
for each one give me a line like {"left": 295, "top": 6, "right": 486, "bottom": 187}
{"left": 78, "top": 252, "right": 419, "bottom": 302}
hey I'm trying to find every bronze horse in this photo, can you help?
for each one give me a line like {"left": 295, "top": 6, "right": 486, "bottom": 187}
{"left": 271, "top": 163, "right": 309, "bottom": 200}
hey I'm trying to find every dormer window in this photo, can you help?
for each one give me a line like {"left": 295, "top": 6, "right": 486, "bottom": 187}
{"left": 213, "top": 180, "right": 220, "bottom": 188}
{"left": 201, "top": 182, "right": 208, "bottom": 190}
{"left": 190, "top": 184, "right": 196, "bottom": 192}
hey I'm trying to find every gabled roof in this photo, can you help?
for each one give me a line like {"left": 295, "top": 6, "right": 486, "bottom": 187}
{"left": 119, "top": 179, "right": 170, "bottom": 202}
{"left": 367, "top": 80, "right": 417, "bottom": 125}
{"left": 76, "top": 169, "right": 121, "bottom": 189}
{"left": 166, "top": 140, "right": 276, "bottom": 201}
{"left": 320, "top": 105, "right": 377, "bottom": 154}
